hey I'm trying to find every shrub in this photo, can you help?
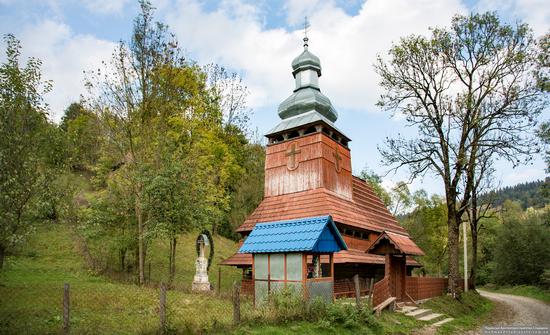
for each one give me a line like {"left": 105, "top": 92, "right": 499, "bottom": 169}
{"left": 246, "top": 288, "right": 378, "bottom": 330}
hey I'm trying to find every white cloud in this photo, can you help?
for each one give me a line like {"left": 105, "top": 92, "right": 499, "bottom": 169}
{"left": 165, "top": 0, "right": 467, "bottom": 114}
{"left": 82, "top": 0, "right": 131, "bottom": 15}
{"left": 500, "top": 167, "right": 546, "bottom": 186}
{"left": 16, "top": 20, "right": 116, "bottom": 121}
{"left": 476, "top": 0, "right": 550, "bottom": 35}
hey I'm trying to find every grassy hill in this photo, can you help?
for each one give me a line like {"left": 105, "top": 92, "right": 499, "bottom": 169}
{"left": 0, "top": 222, "right": 242, "bottom": 334}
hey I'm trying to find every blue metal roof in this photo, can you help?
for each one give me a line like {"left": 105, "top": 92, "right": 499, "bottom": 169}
{"left": 238, "top": 215, "right": 347, "bottom": 254}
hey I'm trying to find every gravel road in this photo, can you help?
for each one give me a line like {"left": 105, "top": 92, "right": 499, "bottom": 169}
{"left": 413, "top": 290, "right": 550, "bottom": 335}
{"left": 478, "top": 289, "right": 550, "bottom": 326}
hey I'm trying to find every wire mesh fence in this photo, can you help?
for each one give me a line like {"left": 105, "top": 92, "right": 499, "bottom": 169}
{"left": 0, "top": 279, "right": 248, "bottom": 334}
{"left": 0, "top": 272, "right": 376, "bottom": 334}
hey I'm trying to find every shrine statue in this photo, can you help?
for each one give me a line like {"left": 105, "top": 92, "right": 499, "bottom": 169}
{"left": 192, "top": 233, "right": 211, "bottom": 291}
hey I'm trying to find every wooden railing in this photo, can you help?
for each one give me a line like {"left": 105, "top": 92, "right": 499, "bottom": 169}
{"left": 241, "top": 279, "right": 254, "bottom": 296}
{"left": 333, "top": 277, "right": 372, "bottom": 298}
{"left": 372, "top": 276, "right": 390, "bottom": 307}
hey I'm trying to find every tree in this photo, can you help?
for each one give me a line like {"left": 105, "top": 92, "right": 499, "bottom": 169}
{"left": 539, "top": 122, "right": 550, "bottom": 173}
{"left": 401, "top": 191, "right": 448, "bottom": 276}
{"left": 0, "top": 34, "right": 52, "bottom": 269}
{"left": 492, "top": 202, "right": 550, "bottom": 286}
{"left": 62, "top": 102, "right": 101, "bottom": 170}
{"left": 85, "top": 0, "right": 185, "bottom": 285}
{"left": 359, "top": 166, "right": 391, "bottom": 207}
{"left": 376, "top": 13, "right": 547, "bottom": 295}
{"left": 389, "top": 182, "right": 412, "bottom": 216}
{"left": 465, "top": 153, "right": 497, "bottom": 288}
{"left": 205, "top": 64, "right": 251, "bottom": 130}
{"left": 535, "top": 32, "right": 549, "bottom": 93}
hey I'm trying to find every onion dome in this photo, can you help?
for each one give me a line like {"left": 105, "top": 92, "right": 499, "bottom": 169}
{"left": 277, "top": 42, "right": 338, "bottom": 123}
{"left": 266, "top": 35, "right": 348, "bottom": 146}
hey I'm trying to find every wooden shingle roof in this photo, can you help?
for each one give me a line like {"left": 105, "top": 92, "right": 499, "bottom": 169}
{"left": 236, "top": 176, "right": 408, "bottom": 235}
{"left": 368, "top": 231, "right": 425, "bottom": 256}
{"left": 221, "top": 249, "right": 421, "bottom": 266}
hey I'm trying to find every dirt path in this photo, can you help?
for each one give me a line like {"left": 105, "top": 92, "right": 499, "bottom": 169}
{"left": 477, "top": 290, "right": 550, "bottom": 326}
{"left": 413, "top": 290, "right": 550, "bottom": 335}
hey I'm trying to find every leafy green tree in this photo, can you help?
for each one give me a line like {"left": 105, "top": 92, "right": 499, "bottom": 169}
{"left": 85, "top": 1, "right": 186, "bottom": 284}
{"left": 539, "top": 122, "right": 550, "bottom": 173}
{"left": 62, "top": 103, "right": 101, "bottom": 171}
{"left": 221, "top": 141, "right": 265, "bottom": 239}
{"left": 401, "top": 191, "right": 448, "bottom": 276}
{"left": 376, "top": 13, "right": 547, "bottom": 294}
{"left": 492, "top": 202, "right": 550, "bottom": 285}
{"left": 389, "top": 182, "right": 412, "bottom": 216}
{"left": 358, "top": 166, "right": 391, "bottom": 207}
{"left": 536, "top": 32, "right": 549, "bottom": 93}
{"left": 0, "top": 34, "right": 54, "bottom": 269}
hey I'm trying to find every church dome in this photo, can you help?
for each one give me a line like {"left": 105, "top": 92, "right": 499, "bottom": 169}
{"left": 278, "top": 44, "right": 337, "bottom": 122}
{"left": 278, "top": 86, "right": 338, "bottom": 122}
{"left": 291, "top": 49, "right": 322, "bottom": 77}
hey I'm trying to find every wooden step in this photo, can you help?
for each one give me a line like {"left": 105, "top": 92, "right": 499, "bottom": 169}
{"left": 418, "top": 313, "right": 444, "bottom": 322}
{"left": 405, "top": 308, "right": 432, "bottom": 318}
{"left": 397, "top": 306, "right": 418, "bottom": 313}
{"left": 374, "top": 297, "right": 396, "bottom": 316}
{"left": 433, "top": 317, "right": 454, "bottom": 327}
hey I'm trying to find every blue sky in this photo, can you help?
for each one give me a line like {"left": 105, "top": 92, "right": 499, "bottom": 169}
{"left": 1, "top": 0, "right": 548, "bottom": 196}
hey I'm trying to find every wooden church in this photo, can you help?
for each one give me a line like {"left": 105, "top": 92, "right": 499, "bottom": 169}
{"left": 222, "top": 36, "right": 424, "bottom": 304}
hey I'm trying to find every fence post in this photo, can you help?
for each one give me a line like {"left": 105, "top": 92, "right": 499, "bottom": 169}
{"left": 159, "top": 283, "right": 166, "bottom": 333}
{"left": 63, "top": 283, "right": 70, "bottom": 335}
{"left": 232, "top": 281, "right": 240, "bottom": 325}
{"left": 369, "top": 278, "right": 375, "bottom": 307}
{"left": 353, "top": 274, "right": 361, "bottom": 308}
{"left": 218, "top": 267, "right": 221, "bottom": 294}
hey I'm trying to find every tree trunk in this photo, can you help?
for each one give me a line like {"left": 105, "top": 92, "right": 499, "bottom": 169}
{"left": 168, "top": 239, "right": 173, "bottom": 283}
{"left": 169, "top": 237, "right": 177, "bottom": 284}
{"left": 469, "top": 192, "right": 479, "bottom": 290}
{"left": 0, "top": 244, "right": 5, "bottom": 270}
{"left": 119, "top": 248, "right": 126, "bottom": 272}
{"left": 447, "top": 207, "right": 460, "bottom": 296}
{"left": 470, "top": 227, "right": 478, "bottom": 290}
{"left": 136, "top": 196, "right": 145, "bottom": 285}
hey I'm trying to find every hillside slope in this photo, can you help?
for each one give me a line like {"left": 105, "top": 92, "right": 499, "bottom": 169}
{"left": 0, "top": 223, "right": 241, "bottom": 334}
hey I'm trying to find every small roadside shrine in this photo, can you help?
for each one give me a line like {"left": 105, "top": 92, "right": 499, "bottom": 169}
{"left": 239, "top": 215, "right": 347, "bottom": 305}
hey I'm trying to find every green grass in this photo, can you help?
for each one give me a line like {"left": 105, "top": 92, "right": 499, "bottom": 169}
{"left": 229, "top": 311, "right": 423, "bottom": 335}
{"left": 82, "top": 226, "right": 243, "bottom": 293}
{"left": 422, "top": 291, "right": 494, "bottom": 334}
{"left": 0, "top": 223, "right": 242, "bottom": 334}
{"left": 481, "top": 284, "right": 550, "bottom": 304}
{"left": 1, "top": 221, "right": 492, "bottom": 335}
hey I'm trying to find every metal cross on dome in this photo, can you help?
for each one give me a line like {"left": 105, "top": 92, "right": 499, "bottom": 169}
{"left": 303, "top": 16, "right": 310, "bottom": 49}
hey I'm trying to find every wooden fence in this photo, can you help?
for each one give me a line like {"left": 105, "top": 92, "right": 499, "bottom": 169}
{"left": 240, "top": 279, "right": 254, "bottom": 296}
{"left": 333, "top": 277, "right": 372, "bottom": 298}
{"left": 372, "top": 276, "right": 390, "bottom": 307}
{"left": 405, "top": 277, "right": 448, "bottom": 301}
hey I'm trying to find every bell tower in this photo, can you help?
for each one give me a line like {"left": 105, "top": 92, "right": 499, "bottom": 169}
{"left": 264, "top": 34, "right": 352, "bottom": 200}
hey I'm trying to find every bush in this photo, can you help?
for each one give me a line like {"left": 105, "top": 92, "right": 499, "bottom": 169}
{"left": 246, "top": 289, "right": 379, "bottom": 331}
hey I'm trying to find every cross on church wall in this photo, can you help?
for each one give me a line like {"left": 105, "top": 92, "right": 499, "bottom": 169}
{"left": 286, "top": 143, "right": 301, "bottom": 170}
{"left": 333, "top": 148, "right": 342, "bottom": 172}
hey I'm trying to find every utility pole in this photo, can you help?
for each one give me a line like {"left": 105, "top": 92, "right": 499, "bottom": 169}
{"left": 463, "top": 221, "right": 468, "bottom": 292}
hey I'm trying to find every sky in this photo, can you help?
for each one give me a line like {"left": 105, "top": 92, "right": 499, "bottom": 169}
{"left": 1, "top": 0, "right": 549, "bottom": 196}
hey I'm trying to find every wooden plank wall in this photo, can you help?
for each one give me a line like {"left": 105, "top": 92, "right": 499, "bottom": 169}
{"left": 264, "top": 133, "right": 353, "bottom": 199}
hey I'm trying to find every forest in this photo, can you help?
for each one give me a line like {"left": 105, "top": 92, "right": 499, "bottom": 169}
{"left": 0, "top": 2, "right": 265, "bottom": 286}
{"left": 1, "top": 0, "right": 549, "bottom": 295}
